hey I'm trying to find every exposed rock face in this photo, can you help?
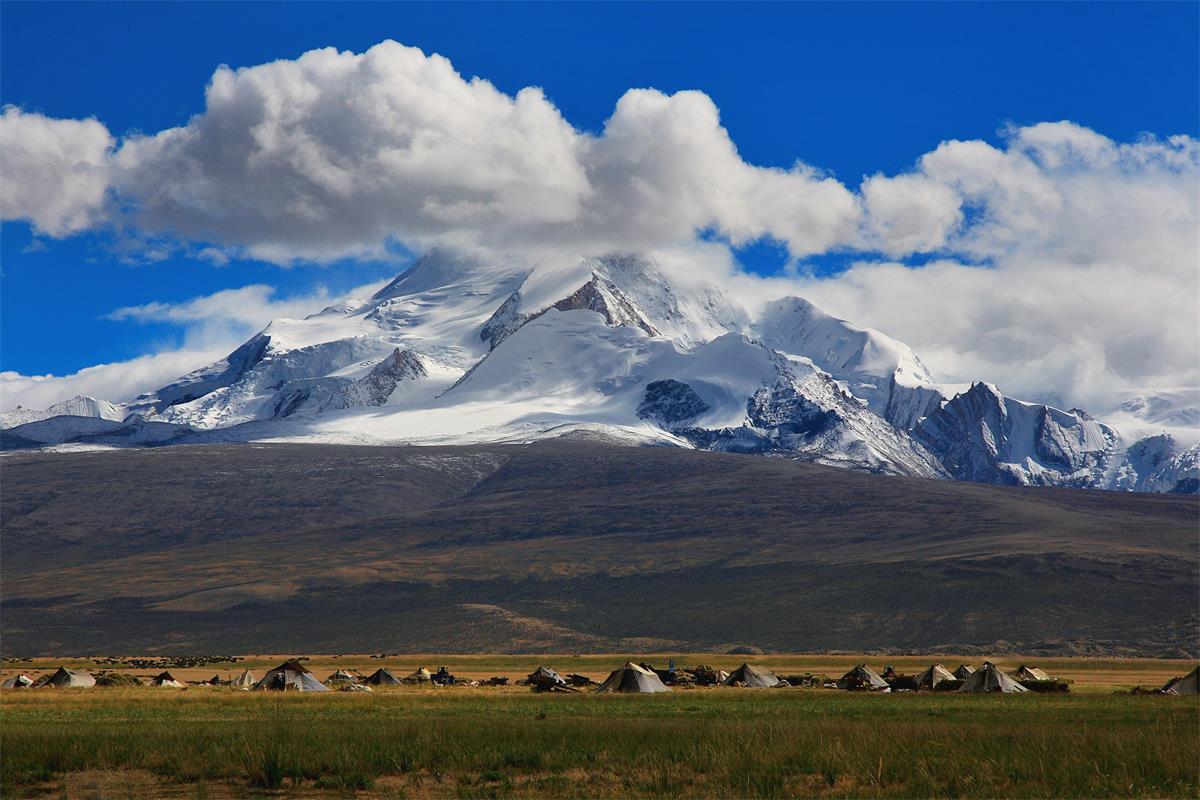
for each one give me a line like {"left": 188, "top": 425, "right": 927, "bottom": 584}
{"left": 321, "top": 349, "right": 427, "bottom": 412}
{"left": 637, "top": 379, "right": 710, "bottom": 426}
{"left": 916, "top": 383, "right": 1118, "bottom": 487}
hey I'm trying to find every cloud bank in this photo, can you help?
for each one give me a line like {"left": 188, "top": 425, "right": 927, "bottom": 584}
{"left": 1, "top": 40, "right": 1197, "bottom": 415}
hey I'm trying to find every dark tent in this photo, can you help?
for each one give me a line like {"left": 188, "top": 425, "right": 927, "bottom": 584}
{"left": 837, "top": 665, "right": 890, "bottom": 691}
{"left": 254, "top": 661, "right": 329, "bottom": 692}
{"left": 723, "top": 663, "right": 782, "bottom": 688}
{"left": 526, "top": 666, "right": 570, "bottom": 692}
{"left": 363, "top": 668, "right": 403, "bottom": 686}
{"left": 953, "top": 664, "right": 975, "bottom": 680}
{"left": 149, "top": 671, "right": 184, "bottom": 687}
{"left": 596, "top": 662, "right": 670, "bottom": 693}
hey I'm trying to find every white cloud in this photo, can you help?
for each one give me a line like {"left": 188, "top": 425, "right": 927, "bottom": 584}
{"left": 1, "top": 42, "right": 1196, "bottom": 418}
{"left": 0, "top": 106, "right": 113, "bottom": 236}
{"left": 0, "top": 350, "right": 224, "bottom": 412}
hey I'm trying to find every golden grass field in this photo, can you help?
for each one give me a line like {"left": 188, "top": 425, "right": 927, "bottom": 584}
{"left": 2, "top": 654, "right": 1197, "bottom": 799}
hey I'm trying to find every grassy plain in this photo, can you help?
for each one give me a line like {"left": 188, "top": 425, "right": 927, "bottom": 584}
{"left": 2, "top": 655, "right": 1197, "bottom": 799}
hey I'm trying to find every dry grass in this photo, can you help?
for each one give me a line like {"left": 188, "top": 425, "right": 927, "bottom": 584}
{"left": 2, "top": 658, "right": 1197, "bottom": 798}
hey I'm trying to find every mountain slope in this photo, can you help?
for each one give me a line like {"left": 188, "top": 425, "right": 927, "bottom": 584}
{"left": 3, "top": 250, "right": 1195, "bottom": 492}
{"left": 2, "top": 442, "right": 1194, "bottom": 656}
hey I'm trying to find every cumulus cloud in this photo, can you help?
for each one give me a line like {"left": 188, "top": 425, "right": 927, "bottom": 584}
{"left": 0, "top": 106, "right": 113, "bottom": 236}
{"left": 1, "top": 41, "right": 1196, "bottom": 417}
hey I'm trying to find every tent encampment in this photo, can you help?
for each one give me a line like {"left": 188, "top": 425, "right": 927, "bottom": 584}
{"left": 723, "top": 663, "right": 782, "bottom": 688}
{"left": 1162, "top": 666, "right": 1199, "bottom": 695}
{"left": 1013, "top": 665, "right": 1051, "bottom": 682}
{"left": 953, "top": 664, "right": 975, "bottom": 679}
{"left": 254, "top": 661, "right": 330, "bottom": 692}
{"left": 42, "top": 667, "right": 95, "bottom": 688}
{"left": 596, "top": 662, "right": 670, "bottom": 693}
{"left": 231, "top": 669, "right": 257, "bottom": 688}
{"left": 2, "top": 674, "right": 33, "bottom": 689}
{"left": 403, "top": 667, "right": 433, "bottom": 684}
{"left": 837, "top": 665, "right": 890, "bottom": 691}
{"left": 363, "top": 668, "right": 402, "bottom": 686}
{"left": 958, "top": 662, "right": 1028, "bottom": 693}
{"left": 915, "top": 664, "right": 956, "bottom": 690}
{"left": 149, "top": 671, "right": 184, "bottom": 688}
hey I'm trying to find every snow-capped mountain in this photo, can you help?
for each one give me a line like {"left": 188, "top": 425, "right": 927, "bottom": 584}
{"left": 0, "top": 395, "right": 125, "bottom": 429}
{"left": 4, "top": 250, "right": 1195, "bottom": 493}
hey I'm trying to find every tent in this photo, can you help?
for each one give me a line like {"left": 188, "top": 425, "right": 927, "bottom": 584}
{"left": 1162, "top": 666, "right": 1199, "bottom": 695}
{"left": 2, "top": 674, "right": 33, "bottom": 689}
{"left": 42, "top": 667, "right": 96, "bottom": 688}
{"left": 254, "top": 661, "right": 330, "bottom": 692}
{"left": 402, "top": 667, "right": 433, "bottom": 684}
{"left": 915, "top": 664, "right": 956, "bottom": 690}
{"left": 149, "top": 671, "right": 184, "bottom": 688}
{"left": 837, "top": 665, "right": 890, "bottom": 691}
{"left": 526, "top": 666, "right": 569, "bottom": 691}
{"left": 231, "top": 669, "right": 257, "bottom": 688}
{"left": 206, "top": 674, "right": 223, "bottom": 685}
{"left": 363, "top": 668, "right": 403, "bottom": 686}
{"left": 596, "top": 662, "right": 670, "bottom": 693}
{"left": 1013, "top": 665, "right": 1051, "bottom": 682}
{"left": 958, "top": 662, "right": 1028, "bottom": 693}
{"left": 953, "top": 664, "right": 975, "bottom": 679}
{"left": 723, "top": 663, "right": 782, "bottom": 688}
{"left": 327, "top": 669, "right": 360, "bottom": 684}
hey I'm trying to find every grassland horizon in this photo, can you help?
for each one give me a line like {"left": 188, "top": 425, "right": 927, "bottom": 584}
{"left": 3, "top": 653, "right": 1197, "bottom": 798}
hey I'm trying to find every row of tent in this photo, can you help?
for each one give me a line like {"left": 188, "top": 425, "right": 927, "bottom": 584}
{"left": 5, "top": 662, "right": 1198, "bottom": 696}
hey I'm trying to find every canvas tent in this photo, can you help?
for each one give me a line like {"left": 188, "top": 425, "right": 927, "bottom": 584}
{"left": 206, "top": 674, "right": 223, "bottom": 685}
{"left": 959, "top": 663, "right": 1028, "bottom": 693}
{"left": 42, "top": 667, "right": 95, "bottom": 688}
{"left": 254, "top": 661, "right": 329, "bottom": 692}
{"left": 403, "top": 667, "right": 433, "bottom": 684}
{"left": 2, "top": 674, "right": 33, "bottom": 689}
{"left": 1013, "top": 665, "right": 1051, "bottom": 682}
{"left": 596, "top": 662, "right": 670, "bottom": 693}
{"left": 723, "top": 663, "right": 782, "bottom": 688}
{"left": 363, "top": 668, "right": 402, "bottom": 686}
{"left": 953, "top": 664, "right": 975, "bottom": 679}
{"left": 837, "top": 665, "right": 890, "bottom": 691}
{"left": 149, "top": 671, "right": 184, "bottom": 688}
{"left": 526, "top": 666, "right": 569, "bottom": 691}
{"left": 915, "top": 664, "right": 956, "bottom": 690}
{"left": 327, "top": 669, "right": 359, "bottom": 684}
{"left": 1162, "top": 666, "right": 1199, "bottom": 695}
{"left": 231, "top": 669, "right": 257, "bottom": 688}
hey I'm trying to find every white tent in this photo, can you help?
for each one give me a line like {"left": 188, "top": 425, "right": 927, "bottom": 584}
{"left": 42, "top": 667, "right": 95, "bottom": 688}
{"left": 2, "top": 674, "right": 33, "bottom": 689}
{"left": 254, "top": 661, "right": 329, "bottom": 692}
{"left": 1013, "top": 665, "right": 1051, "bottom": 682}
{"left": 596, "top": 662, "right": 670, "bottom": 693}
{"left": 231, "top": 669, "right": 257, "bottom": 688}
{"left": 915, "top": 664, "right": 956, "bottom": 690}
{"left": 958, "top": 663, "right": 1028, "bottom": 693}
{"left": 1162, "top": 666, "right": 1199, "bottom": 695}
{"left": 402, "top": 667, "right": 433, "bottom": 684}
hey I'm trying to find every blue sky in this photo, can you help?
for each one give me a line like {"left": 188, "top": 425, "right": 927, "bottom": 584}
{"left": 1, "top": 1, "right": 1198, "bottom": 405}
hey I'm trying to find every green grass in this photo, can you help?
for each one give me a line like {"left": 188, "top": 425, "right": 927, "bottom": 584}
{"left": 2, "top": 688, "right": 1197, "bottom": 798}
